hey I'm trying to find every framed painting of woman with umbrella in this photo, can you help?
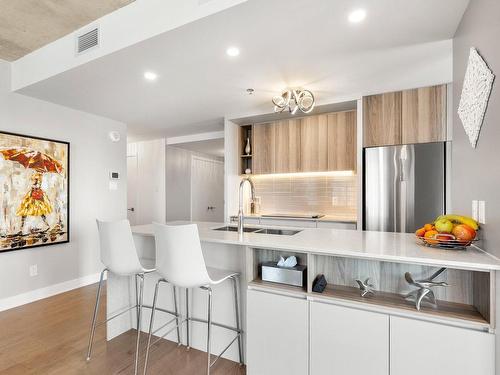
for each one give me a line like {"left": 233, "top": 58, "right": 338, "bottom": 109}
{"left": 0, "top": 131, "right": 69, "bottom": 252}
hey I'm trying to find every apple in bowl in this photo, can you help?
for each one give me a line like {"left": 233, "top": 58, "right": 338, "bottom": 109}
{"left": 452, "top": 224, "right": 477, "bottom": 243}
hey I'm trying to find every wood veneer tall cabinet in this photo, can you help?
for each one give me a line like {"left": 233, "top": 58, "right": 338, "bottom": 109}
{"left": 275, "top": 119, "right": 301, "bottom": 173}
{"left": 363, "top": 84, "right": 447, "bottom": 147}
{"left": 327, "top": 110, "right": 357, "bottom": 171}
{"left": 401, "top": 85, "right": 447, "bottom": 144}
{"left": 251, "top": 111, "right": 357, "bottom": 174}
{"left": 252, "top": 122, "right": 275, "bottom": 174}
{"left": 363, "top": 92, "right": 402, "bottom": 147}
{"left": 299, "top": 114, "right": 328, "bottom": 172}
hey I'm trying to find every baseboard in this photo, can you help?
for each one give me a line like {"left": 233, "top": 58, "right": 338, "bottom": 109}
{"left": 0, "top": 272, "right": 107, "bottom": 312}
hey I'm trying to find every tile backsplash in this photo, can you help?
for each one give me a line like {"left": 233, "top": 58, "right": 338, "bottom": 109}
{"left": 251, "top": 174, "right": 357, "bottom": 216}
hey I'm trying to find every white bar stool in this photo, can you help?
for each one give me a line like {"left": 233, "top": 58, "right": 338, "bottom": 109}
{"left": 143, "top": 223, "right": 243, "bottom": 375}
{"left": 87, "top": 219, "right": 180, "bottom": 375}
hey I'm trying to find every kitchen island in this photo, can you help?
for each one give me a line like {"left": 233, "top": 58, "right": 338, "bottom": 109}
{"left": 107, "top": 222, "right": 500, "bottom": 375}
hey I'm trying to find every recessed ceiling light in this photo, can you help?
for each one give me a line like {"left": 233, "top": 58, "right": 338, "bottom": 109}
{"left": 226, "top": 47, "right": 240, "bottom": 57}
{"left": 348, "top": 9, "right": 367, "bottom": 23}
{"left": 144, "top": 71, "right": 158, "bottom": 81}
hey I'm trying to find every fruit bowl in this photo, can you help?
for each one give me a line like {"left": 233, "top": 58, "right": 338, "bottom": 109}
{"left": 415, "top": 215, "right": 479, "bottom": 250}
{"left": 416, "top": 234, "right": 479, "bottom": 250}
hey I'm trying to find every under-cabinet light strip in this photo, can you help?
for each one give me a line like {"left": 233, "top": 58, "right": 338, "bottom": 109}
{"left": 250, "top": 171, "right": 355, "bottom": 179}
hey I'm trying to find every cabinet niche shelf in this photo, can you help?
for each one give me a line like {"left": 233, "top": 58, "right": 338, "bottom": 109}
{"left": 250, "top": 278, "right": 308, "bottom": 295}
{"left": 314, "top": 284, "right": 488, "bottom": 326}
{"left": 239, "top": 124, "right": 253, "bottom": 174}
{"left": 247, "top": 247, "right": 494, "bottom": 330}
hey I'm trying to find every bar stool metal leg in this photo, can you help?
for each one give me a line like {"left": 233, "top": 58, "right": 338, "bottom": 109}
{"left": 173, "top": 286, "right": 181, "bottom": 345}
{"left": 134, "top": 274, "right": 145, "bottom": 375}
{"left": 135, "top": 274, "right": 140, "bottom": 330}
{"left": 185, "top": 288, "right": 190, "bottom": 349}
{"left": 206, "top": 287, "right": 213, "bottom": 375}
{"left": 86, "top": 268, "right": 107, "bottom": 361}
{"left": 143, "top": 279, "right": 161, "bottom": 375}
{"left": 231, "top": 275, "right": 244, "bottom": 365}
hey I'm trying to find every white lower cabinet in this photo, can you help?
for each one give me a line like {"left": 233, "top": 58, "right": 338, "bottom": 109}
{"left": 247, "top": 291, "right": 494, "bottom": 375}
{"left": 247, "top": 289, "right": 308, "bottom": 375}
{"left": 310, "top": 301, "right": 389, "bottom": 375}
{"left": 390, "top": 316, "right": 495, "bottom": 375}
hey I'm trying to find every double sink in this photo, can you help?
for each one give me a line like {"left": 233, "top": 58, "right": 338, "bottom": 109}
{"left": 213, "top": 226, "right": 301, "bottom": 236}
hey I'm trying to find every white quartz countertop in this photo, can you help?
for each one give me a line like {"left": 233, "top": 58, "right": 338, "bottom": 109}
{"left": 132, "top": 221, "right": 500, "bottom": 271}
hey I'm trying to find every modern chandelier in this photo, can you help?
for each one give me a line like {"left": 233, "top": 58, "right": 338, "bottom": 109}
{"left": 272, "top": 88, "right": 315, "bottom": 114}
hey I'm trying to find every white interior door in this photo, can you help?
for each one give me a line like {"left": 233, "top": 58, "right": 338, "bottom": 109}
{"left": 127, "top": 155, "right": 138, "bottom": 225}
{"left": 191, "top": 156, "right": 224, "bottom": 222}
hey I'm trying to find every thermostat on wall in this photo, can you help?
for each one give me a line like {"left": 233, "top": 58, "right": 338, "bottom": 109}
{"left": 110, "top": 172, "right": 120, "bottom": 180}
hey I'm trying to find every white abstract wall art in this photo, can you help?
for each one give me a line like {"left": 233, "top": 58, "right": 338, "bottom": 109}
{"left": 458, "top": 47, "right": 495, "bottom": 148}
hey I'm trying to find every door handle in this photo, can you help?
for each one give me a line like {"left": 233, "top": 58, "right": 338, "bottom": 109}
{"left": 207, "top": 206, "right": 216, "bottom": 211}
{"left": 128, "top": 208, "right": 135, "bottom": 212}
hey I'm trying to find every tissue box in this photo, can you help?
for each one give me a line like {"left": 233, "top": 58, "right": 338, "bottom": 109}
{"left": 261, "top": 262, "right": 307, "bottom": 287}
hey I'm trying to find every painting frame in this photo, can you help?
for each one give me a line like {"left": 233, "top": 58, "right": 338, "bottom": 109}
{"left": 0, "top": 130, "right": 70, "bottom": 253}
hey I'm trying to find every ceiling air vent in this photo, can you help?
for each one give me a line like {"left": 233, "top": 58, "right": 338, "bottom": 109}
{"left": 76, "top": 27, "right": 99, "bottom": 54}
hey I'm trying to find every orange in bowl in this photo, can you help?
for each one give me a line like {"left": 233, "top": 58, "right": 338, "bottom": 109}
{"left": 424, "top": 230, "right": 439, "bottom": 245}
{"left": 415, "top": 227, "right": 426, "bottom": 237}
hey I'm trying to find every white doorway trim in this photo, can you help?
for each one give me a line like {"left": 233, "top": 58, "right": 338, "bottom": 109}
{"left": 190, "top": 155, "right": 224, "bottom": 221}
{"left": 167, "top": 131, "right": 224, "bottom": 146}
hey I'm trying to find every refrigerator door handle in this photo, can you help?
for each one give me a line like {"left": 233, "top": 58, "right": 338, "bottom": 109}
{"left": 399, "top": 145, "right": 408, "bottom": 181}
{"left": 393, "top": 148, "right": 400, "bottom": 231}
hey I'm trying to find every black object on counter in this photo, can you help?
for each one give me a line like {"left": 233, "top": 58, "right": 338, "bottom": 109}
{"left": 312, "top": 274, "right": 327, "bottom": 293}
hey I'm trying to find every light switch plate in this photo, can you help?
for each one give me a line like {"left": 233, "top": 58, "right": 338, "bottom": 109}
{"left": 109, "top": 181, "right": 118, "bottom": 191}
{"left": 472, "top": 200, "right": 479, "bottom": 221}
{"left": 29, "top": 264, "right": 38, "bottom": 277}
{"left": 479, "top": 200, "right": 486, "bottom": 224}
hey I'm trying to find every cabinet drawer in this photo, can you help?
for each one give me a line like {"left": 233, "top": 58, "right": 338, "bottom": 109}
{"left": 310, "top": 301, "right": 389, "bottom": 375}
{"left": 247, "top": 289, "right": 308, "bottom": 375}
{"left": 390, "top": 316, "right": 494, "bottom": 375}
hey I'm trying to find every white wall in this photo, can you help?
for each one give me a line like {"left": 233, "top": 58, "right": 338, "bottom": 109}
{"left": 451, "top": 1, "right": 500, "bottom": 371}
{"left": 0, "top": 60, "right": 127, "bottom": 305}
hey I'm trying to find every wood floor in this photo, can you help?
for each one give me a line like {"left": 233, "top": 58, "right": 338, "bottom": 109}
{"left": 0, "top": 283, "right": 246, "bottom": 374}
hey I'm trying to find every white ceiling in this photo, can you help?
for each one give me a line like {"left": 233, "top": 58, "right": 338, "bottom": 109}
{"left": 17, "top": 0, "right": 469, "bottom": 140}
{"left": 170, "top": 138, "right": 225, "bottom": 158}
{"left": 0, "top": 0, "right": 133, "bottom": 61}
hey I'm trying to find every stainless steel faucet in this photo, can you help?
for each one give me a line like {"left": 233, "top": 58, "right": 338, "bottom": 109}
{"left": 238, "top": 176, "right": 255, "bottom": 238}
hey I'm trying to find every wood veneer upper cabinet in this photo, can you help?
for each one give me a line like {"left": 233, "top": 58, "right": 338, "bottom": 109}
{"left": 300, "top": 114, "right": 328, "bottom": 172}
{"left": 402, "top": 85, "right": 447, "bottom": 144}
{"left": 252, "top": 122, "right": 275, "bottom": 174}
{"left": 275, "top": 119, "right": 301, "bottom": 173}
{"left": 363, "top": 92, "right": 402, "bottom": 147}
{"left": 327, "top": 111, "right": 357, "bottom": 171}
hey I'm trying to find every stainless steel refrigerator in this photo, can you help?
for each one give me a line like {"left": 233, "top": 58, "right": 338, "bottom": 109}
{"left": 363, "top": 142, "right": 446, "bottom": 233}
